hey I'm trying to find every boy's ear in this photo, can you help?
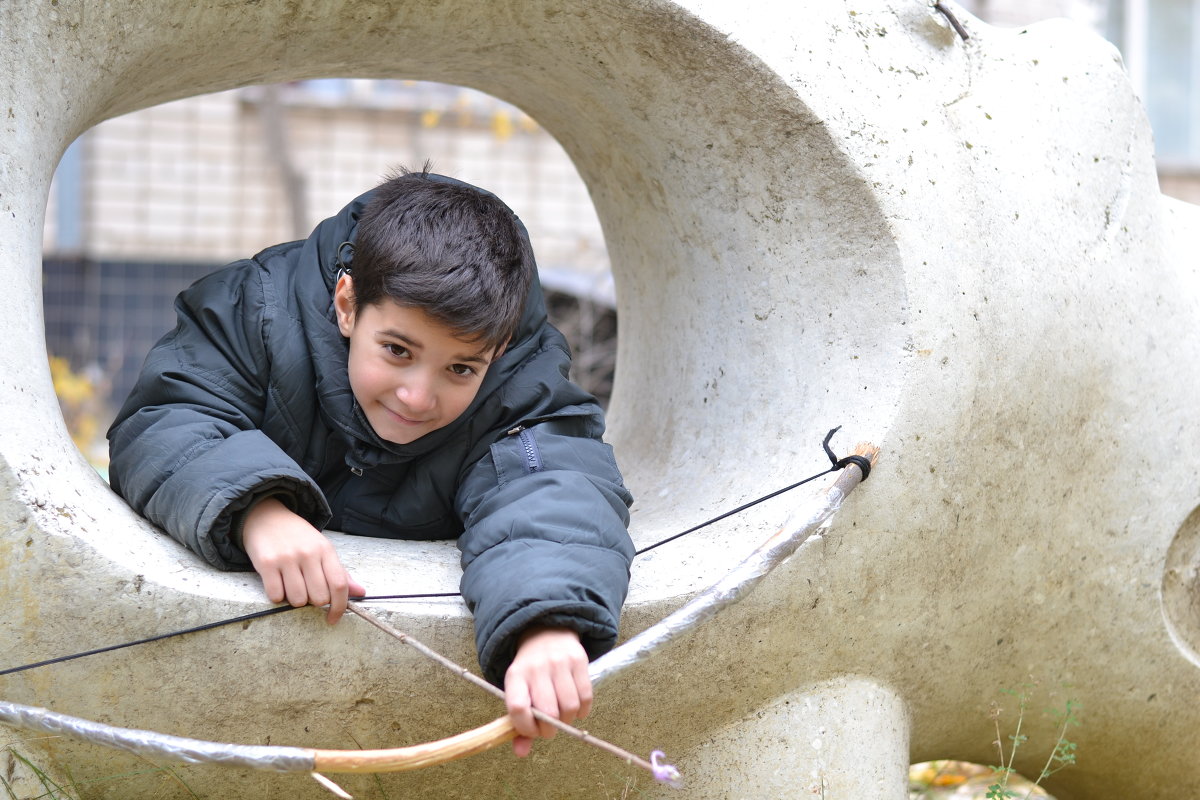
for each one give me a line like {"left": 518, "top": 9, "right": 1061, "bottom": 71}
{"left": 334, "top": 274, "right": 356, "bottom": 336}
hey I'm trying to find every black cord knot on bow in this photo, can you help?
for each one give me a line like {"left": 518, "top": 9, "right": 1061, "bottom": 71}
{"left": 822, "top": 426, "right": 872, "bottom": 482}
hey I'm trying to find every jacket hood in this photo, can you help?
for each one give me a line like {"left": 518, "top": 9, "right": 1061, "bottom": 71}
{"left": 292, "top": 175, "right": 552, "bottom": 467}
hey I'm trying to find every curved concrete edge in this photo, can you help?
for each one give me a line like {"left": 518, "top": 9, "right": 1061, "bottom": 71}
{"left": 0, "top": 0, "right": 904, "bottom": 602}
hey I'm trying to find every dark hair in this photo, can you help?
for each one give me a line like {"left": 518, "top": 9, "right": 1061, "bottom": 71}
{"left": 348, "top": 168, "right": 535, "bottom": 352}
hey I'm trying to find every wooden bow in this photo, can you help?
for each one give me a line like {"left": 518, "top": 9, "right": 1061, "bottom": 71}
{"left": 1, "top": 442, "right": 876, "bottom": 791}
{"left": 311, "top": 715, "right": 516, "bottom": 773}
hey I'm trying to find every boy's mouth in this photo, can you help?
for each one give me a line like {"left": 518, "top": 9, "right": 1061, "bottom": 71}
{"left": 385, "top": 406, "right": 430, "bottom": 426}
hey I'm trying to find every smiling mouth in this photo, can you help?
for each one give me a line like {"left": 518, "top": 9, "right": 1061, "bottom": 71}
{"left": 386, "top": 407, "right": 429, "bottom": 426}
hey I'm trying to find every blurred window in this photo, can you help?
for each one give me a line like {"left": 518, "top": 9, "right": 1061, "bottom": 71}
{"left": 1109, "top": 0, "right": 1200, "bottom": 165}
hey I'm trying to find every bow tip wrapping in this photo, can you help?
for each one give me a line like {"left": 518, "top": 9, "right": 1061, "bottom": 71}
{"left": 650, "top": 749, "right": 684, "bottom": 789}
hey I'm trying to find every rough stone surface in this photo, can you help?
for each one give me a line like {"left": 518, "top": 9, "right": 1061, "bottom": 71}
{"left": 671, "top": 677, "right": 910, "bottom": 799}
{"left": 2, "top": 1, "right": 1200, "bottom": 798}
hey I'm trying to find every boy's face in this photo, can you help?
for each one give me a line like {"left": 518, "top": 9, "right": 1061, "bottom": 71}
{"left": 334, "top": 275, "right": 501, "bottom": 445}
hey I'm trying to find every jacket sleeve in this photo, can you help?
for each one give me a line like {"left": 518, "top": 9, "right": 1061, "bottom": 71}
{"left": 454, "top": 411, "right": 635, "bottom": 686}
{"left": 106, "top": 261, "right": 331, "bottom": 570}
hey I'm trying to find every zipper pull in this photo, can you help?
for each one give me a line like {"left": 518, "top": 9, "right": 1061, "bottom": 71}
{"left": 350, "top": 466, "right": 363, "bottom": 476}
{"left": 506, "top": 425, "right": 524, "bottom": 436}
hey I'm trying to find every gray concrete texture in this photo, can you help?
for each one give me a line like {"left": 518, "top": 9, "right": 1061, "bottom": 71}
{"left": 2, "top": 0, "right": 1199, "bottom": 797}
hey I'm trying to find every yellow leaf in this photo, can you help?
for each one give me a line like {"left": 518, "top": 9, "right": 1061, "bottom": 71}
{"left": 491, "top": 110, "right": 514, "bottom": 141}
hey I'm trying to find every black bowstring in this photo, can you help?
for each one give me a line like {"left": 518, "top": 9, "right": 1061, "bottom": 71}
{"left": 633, "top": 466, "right": 836, "bottom": 556}
{"left": 1, "top": 428, "right": 868, "bottom": 677}
{"left": 1, "top": 605, "right": 298, "bottom": 677}
{"left": 633, "top": 426, "right": 870, "bottom": 556}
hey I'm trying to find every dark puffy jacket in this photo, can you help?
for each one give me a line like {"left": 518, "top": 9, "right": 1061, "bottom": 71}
{"left": 107, "top": 179, "right": 635, "bottom": 684}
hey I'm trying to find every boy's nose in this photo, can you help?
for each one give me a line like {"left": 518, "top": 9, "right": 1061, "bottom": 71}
{"left": 397, "top": 377, "right": 436, "bottom": 414}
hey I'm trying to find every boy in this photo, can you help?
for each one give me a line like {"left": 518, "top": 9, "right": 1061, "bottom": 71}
{"left": 107, "top": 169, "right": 635, "bottom": 756}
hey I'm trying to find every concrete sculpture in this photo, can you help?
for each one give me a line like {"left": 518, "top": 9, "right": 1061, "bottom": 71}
{"left": 2, "top": 1, "right": 1199, "bottom": 798}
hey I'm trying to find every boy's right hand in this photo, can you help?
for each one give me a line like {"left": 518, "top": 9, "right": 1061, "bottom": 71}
{"left": 241, "top": 497, "right": 366, "bottom": 624}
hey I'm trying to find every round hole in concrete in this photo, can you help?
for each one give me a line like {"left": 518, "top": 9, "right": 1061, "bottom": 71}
{"left": 1161, "top": 505, "right": 1200, "bottom": 666}
{"left": 7, "top": 0, "right": 909, "bottom": 625}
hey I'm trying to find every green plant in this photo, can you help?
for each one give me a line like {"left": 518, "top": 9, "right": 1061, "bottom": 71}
{"left": 986, "top": 685, "right": 1080, "bottom": 800}
{"left": 2, "top": 741, "right": 200, "bottom": 800}
{"left": 1, "top": 745, "right": 79, "bottom": 800}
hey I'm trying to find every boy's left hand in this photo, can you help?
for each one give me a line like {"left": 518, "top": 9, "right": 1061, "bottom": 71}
{"left": 504, "top": 626, "right": 592, "bottom": 758}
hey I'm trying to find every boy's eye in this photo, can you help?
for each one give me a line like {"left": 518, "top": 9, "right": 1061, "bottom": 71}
{"left": 383, "top": 343, "right": 410, "bottom": 359}
{"left": 449, "top": 363, "right": 476, "bottom": 377}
